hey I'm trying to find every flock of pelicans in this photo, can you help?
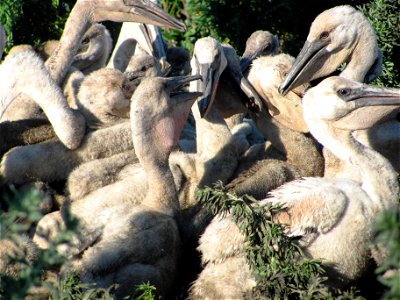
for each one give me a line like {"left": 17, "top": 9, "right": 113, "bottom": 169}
{"left": 0, "top": 0, "right": 399, "bottom": 299}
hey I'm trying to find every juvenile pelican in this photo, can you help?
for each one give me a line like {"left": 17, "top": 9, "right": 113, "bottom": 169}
{"left": 35, "top": 75, "right": 202, "bottom": 299}
{"left": 279, "top": 5, "right": 381, "bottom": 95}
{"left": 35, "top": 23, "right": 113, "bottom": 74}
{"left": 277, "top": 5, "right": 399, "bottom": 173}
{"left": 190, "top": 78, "right": 400, "bottom": 298}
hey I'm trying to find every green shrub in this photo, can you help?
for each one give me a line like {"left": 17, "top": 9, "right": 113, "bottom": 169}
{"left": 0, "top": 0, "right": 75, "bottom": 54}
{"left": 372, "top": 207, "right": 400, "bottom": 300}
{"left": 358, "top": 0, "right": 400, "bottom": 87}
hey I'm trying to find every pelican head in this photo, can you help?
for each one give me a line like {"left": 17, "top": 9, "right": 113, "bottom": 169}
{"left": 303, "top": 77, "right": 400, "bottom": 134}
{"left": 89, "top": 0, "right": 186, "bottom": 31}
{"left": 131, "top": 74, "right": 202, "bottom": 152}
{"left": 190, "top": 37, "right": 227, "bottom": 118}
{"left": 73, "top": 24, "right": 112, "bottom": 70}
{"left": 240, "top": 30, "right": 279, "bottom": 73}
{"left": 279, "top": 5, "right": 378, "bottom": 95}
{"left": 248, "top": 54, "right": 309, "bottom": 132}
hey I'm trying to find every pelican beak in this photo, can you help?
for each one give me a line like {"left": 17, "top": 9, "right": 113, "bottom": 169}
{"left": 93, "top": 0, "right": 186, "bottom": 32}
{"left": 279, "top": 40, "right": 329, "bottom": 95}
{"left": 226, "top": 65, "right": 269, "bottom": 115}
{"left": 335, "top": 84, "right": 400, "bottom": 130}
{"left": 139, "top": 23, "right": 168, "bottom": 59}
{"left": 195, "top": 62, "right": 221, "bottom": 118}
{"left": 166, "top": 75, "right": 203, "bottom": 104}
{"left": 352, "top": 86, "right": 400, "bottom": 108}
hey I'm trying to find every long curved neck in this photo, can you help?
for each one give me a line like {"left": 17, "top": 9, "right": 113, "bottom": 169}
{"left": 340, "top": 19, "right": 379, "bottom": 82}
{"left": 192, "top": 103, "right": 233, "bottom": 160}
{"left": 46, "top": 1, "right": 92, "bottom": 85}
{"left": 191, "top": 97, "right": 239, "bottom": 188}
{"left": 311, "top": 119, "right": 399, "bottom": 211}
{"left": 133, "top": 128, "right": 179, "bottom": 217}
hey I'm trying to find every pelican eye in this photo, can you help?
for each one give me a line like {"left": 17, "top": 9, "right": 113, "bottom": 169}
{"left": 82, "top": 38, "right": 89, "bottom": 45}
{"left": 319, "top": 31, "right": 329, "bottom": 40}
{"left": 337, "top": 88, "right": 350, "bottom": 96}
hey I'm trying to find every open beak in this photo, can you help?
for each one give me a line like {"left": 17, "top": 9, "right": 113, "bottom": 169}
{"left": 279, "top": 40, "right": 329, "bottom": 95}
{"left": 166, "top": 75, "right": 203, "bottom": 104}
{"left": 94, "top": 0, "right": 186, "bottom": 32}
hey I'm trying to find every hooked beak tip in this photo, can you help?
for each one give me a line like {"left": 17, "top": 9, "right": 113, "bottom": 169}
{"left": 278, "top": 84, "right": 288, "bottom": 96}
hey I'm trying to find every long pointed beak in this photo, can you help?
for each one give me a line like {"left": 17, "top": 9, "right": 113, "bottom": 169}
{"left": 139, "top": 24, "right": 168, "bottom": 59}
{"left": 279, "top": 40, "right": 328, "bottom": 95}
{"left": 334, "top": 84, "right": 400, "bottom": 130}
{"left": 166, "top": 75, "right": 203, "bottom": 104}
{"left": 94, "top": 0, "right": 186, "bottom": 32}
{"left": 353, "top": 86, "right": 400, "bottom": 108}
{"left": 195, "top": 63, "right": 221, "bottom": 118}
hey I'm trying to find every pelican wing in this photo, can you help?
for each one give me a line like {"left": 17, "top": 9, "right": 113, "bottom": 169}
{"left": 264, "top": 177, "right": 348, "bottom": 245}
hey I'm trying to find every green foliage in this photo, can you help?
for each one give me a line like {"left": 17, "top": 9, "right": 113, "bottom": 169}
{"left": 372, "top": 206, "right": 400, "bottom": 300}
{"left": 359, "top": 0, "right": 400, "bottom": 87}
{"left": 162, "top": 0, "right": 298, "bottom": 53}
{"left": 195, "top": 182, "right": 364, "bottom": 299}
{"left": 0, "top": 0, "right": 24, "bottom": 51}
{"left": 0, "top": 0, "right": 75, "bottom": 54}
{"left": 133, "top": 282, "right": 157, "bottom": 300}
{"left": 0, "top": 185, "right": 81, "bottom": 299}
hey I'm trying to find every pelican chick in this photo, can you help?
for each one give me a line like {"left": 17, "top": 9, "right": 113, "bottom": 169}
{"left": 76, "top": 68, "right": 135, "bottom": 129}
{"left": 35, "top": 75, "right": 203, "bottom": 299}
{"left": 190, "top": 77, "right": 400, "bottom": 298}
